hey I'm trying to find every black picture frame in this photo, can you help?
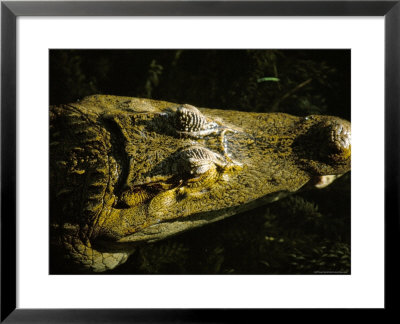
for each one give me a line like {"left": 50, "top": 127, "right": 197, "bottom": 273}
{"left": 1, "top": 0, "right": 398, "bottom": 322}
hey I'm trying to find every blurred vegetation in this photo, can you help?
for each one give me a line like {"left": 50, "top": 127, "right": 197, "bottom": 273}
{"left": 50, "top": 49, "right": 350, "bottom": 274}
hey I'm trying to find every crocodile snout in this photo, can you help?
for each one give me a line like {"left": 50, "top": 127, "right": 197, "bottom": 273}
{"left": 291, "top": 115, "right": 351, "bottom": 175}
{"left": 331, "top": 119, "right": 351, "bottom": 159}
{"left": 321, "top": 118, "right": 351, "bottom": 163}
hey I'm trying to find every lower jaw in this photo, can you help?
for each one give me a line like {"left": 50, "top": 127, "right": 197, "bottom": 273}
{"left": 117, "top": 189, "right": 292, "bottom": 244}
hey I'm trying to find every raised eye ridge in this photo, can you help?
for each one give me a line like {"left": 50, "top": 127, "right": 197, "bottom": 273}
{"left": 175, "top": 104, "right": 213, "bottom": 132}
{"left": 176, "top": 146, "right": 223, "bottom": 176}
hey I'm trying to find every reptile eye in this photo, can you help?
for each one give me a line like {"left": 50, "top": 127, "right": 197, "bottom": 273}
{"left": 175, "top": 104, "right": 214, "bottom": 132}
{"left": 190, "top": 164, "right": 211, "bottom": 176}
{"left": 176, "top": 146, "right": 224, "bottom": 183}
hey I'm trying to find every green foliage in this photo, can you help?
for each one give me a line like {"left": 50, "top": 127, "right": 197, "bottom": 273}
{"left": 50, "top": 49, "right": 350, "bottom": 120}
{"left": 143, "top": 59, "right": 164, "bottom": 99}
{"left": 50, "top": 51, "right": 99, "bottom": 104}
{"left": 137, "top": 241, "right": 189, "bottom": 274}
{"left": 257, "top": 77, "right": 280, "bottom": 82}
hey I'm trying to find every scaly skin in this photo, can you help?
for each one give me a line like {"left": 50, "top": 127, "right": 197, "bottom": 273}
{"left": 50, "top": 95, "right": 351, "bottom": 272}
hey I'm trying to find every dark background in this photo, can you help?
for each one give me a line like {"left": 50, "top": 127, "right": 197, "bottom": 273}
{"left": 50, "top": 49, "right": 350, "bottom": 274}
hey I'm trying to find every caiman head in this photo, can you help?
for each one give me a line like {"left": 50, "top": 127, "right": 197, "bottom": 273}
{"left": 50, "top": 95, "right": 351, "bottom": 272}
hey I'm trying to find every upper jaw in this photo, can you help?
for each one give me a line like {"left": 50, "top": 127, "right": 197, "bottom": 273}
{"left": 100, "top": 109, "right": 351, "bottom": 242}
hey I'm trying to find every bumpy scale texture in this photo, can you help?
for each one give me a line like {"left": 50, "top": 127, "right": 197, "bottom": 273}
{"left": 50, "top": 95, "right": 351, "bottom": 272}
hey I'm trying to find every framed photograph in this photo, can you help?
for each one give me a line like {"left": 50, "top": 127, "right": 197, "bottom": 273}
{"left": 1, "top": 0, "right": 398, "bottom": 321}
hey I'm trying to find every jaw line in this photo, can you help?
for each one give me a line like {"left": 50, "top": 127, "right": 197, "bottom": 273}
{"left": 116, "top": 189, "right": 291, "bottom": 244}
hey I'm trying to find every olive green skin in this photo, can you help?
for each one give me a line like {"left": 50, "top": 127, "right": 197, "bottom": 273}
{"left": 50, "top": 95, "right": 351, "bottom": 272}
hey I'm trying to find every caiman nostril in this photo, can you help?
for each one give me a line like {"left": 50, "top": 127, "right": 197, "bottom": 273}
{"left": 330, "top": 121, "right": 351, "bottom": 162}
{"left": 332, "top": 122, "right": 351, "bottom": 150}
